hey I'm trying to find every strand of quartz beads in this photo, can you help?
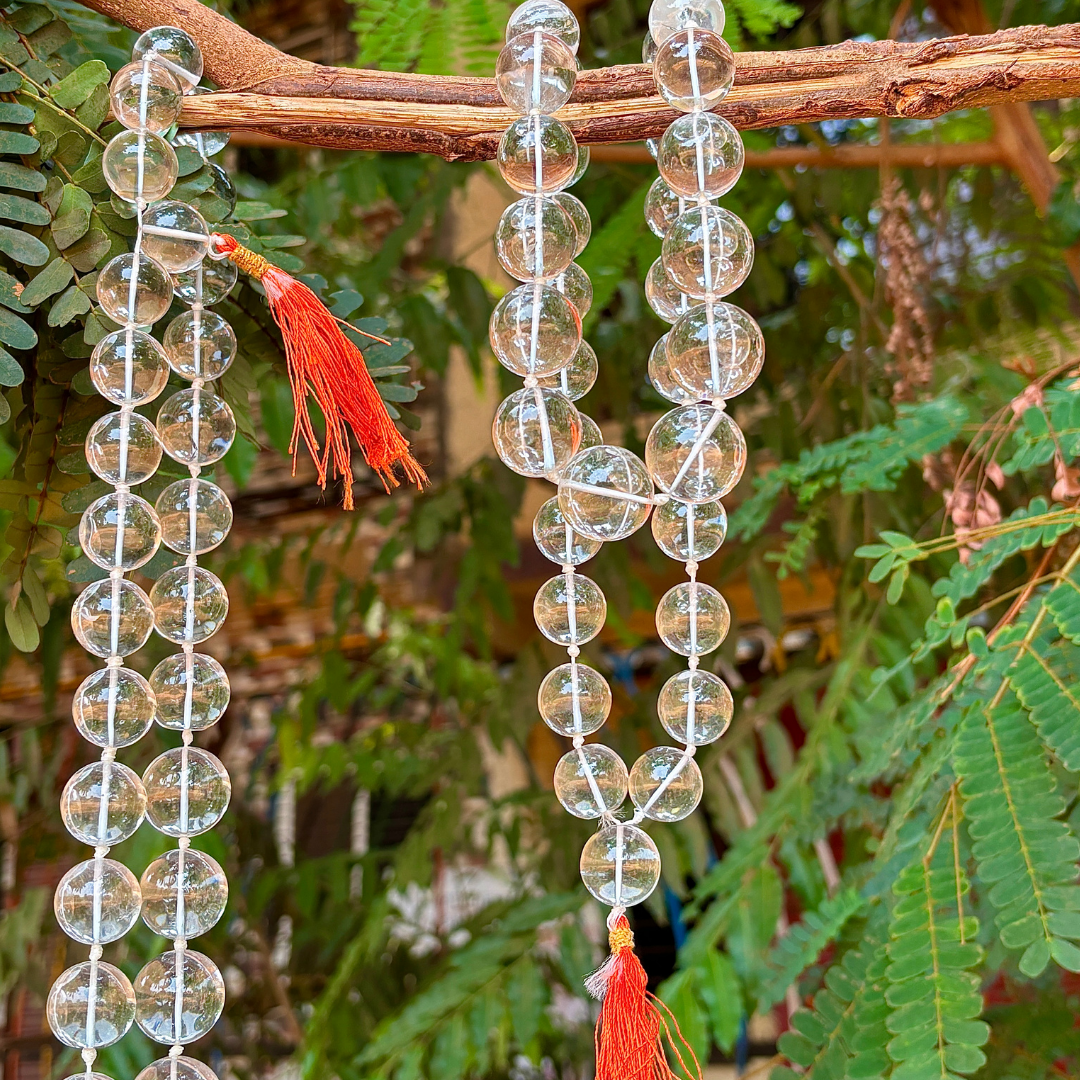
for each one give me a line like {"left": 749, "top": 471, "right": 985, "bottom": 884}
{"left": 50, "top": 27, "right": 232, "bottom": 1080}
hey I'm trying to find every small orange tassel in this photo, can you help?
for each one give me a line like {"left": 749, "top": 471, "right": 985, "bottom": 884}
{"left": 211, "top": 233, "right": 427, "bottom": 509}
{"left": 587, "top": 914, "right": 701, "bottom": 1080}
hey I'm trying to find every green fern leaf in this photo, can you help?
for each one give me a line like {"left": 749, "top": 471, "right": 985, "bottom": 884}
{"left": 1045, "top": 566, "right": 1080, "bottom": 642}
{"left": 1009, "top": 624, "right": 1080, "bottom": 770}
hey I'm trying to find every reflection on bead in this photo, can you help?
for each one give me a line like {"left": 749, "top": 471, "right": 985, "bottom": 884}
{"left": 534, "top": 496, "right": 601, "bottom": 564}
{"left": 163, "top": 309, "right": 237, "bottom": 380}
{"left": 553, "top": 192, "right": 591, "bottom": 256}
{"left": 173, "top": 259, "right": 237, "bottom": 306}
{"left": 150, "top": 651, "right": 230, "bottom": 731}
{"left": 645, "top": 403, "right": 746, "bottom": 502}
{"left": 653, "top": 28, "right": 735, "bottom": 112}
{"left": 554, "top": 262, "right": 592, "bottom": 317}
{"left": 646, "top": 257, "right": 694, "bottom": 323}
{"left": 569, "top": 145, "right": 591, "bottom": 187}
{"left": 110, "top": 60, "right": 183, "bottom": 135}
{"left": 559, "top": 444, "right": 653, "bottom": 542}
{"left": 629, "top": 746, "right": 703, "bottom": 820}
{"left": 143, "top": 746, "right": 231, "bottom": 836}
{"left": 140, "top": 848, "right": 228, "bottom": 938}
{"left": 497, "top": 32, "right": 577, "bottom": 114}
{"left": 85, "top": 411, "right": 162, "bottom": 486}
{"left": 71, "top": 577, "right": 156, "bottom": 658}
{"left": 102, "top": 130, "right": 178, "bottom": 203}
{"left": 658, "top": 668, "right": 733, "bottom": 744}
{"left": 578, "top": 413, "right": 603, "bottom": 451}
{"left": 60, "top": 759, "right": 146, "bottom": 846}
{"left": 554, "top": 744, "right": 628, "bottom": 818}
{"left": 644, "top": 176, "right": 684, "bottom": 238}
{"left": 538, "top": 661, "right": 612, "bottom": 736}
{"left": 648, "top": 333, "right": 698, "bottom": 405}
{"left": 156, "top": 477, "right": 233, "bottom": 554}
{"left": 136, "top": 1057, "right": 219, "bottom": 1080}
{"left": 55, "top": 858, "right": 142, "bottom": 944}
{"left": 206, "top": 162, "right": 238, "bottom": 216}
{"left": 72, "top": 666, "right": 156, "bottom": 748}
{"left": 662, "top": 205, "right": 753, "bottom": 299}
{"left": 133, "top": 26, "right": 203, "bottom": 84}
{"left": 506, "top": 0, "right": 580, "bottom": 52}
{"left": 490, "top": 282, "right": 582, "bottom": 376}
{"left": 579, "top": 823, "right": 661, "bottom": 906}
{"left": 655, "top": 580, "right": 730, "bottom": 656}
{"left": 658, "top": 112, "right": 744, "bottom": 198}
{"left": 498, "top": 115, "right": 579, "bottom": 194}
{"left": 649, "top": 0, "right": 726, "bottom": 45}
{"left": 642, "top": 30, "right": 658, "bottom": 63}
{"left": 651, "top": 498, "right": 727, "bottom": 561}
{"left": 538, "top": 340, "right": 597, "bottom": 400}
{"left": 97, "top": 252, "right": 173, "bottom": 325}
{"left": 666, "top": 301, "right": 764, "bottom": 401}
{"left": 150, "top": 564, "right": 230, "bottom": 644}
{"left": 534, "top": 572, "right": 607, "bottom": 645}
{"left": 492, "top": 386, "right": 581, "bottom": 478}
{"left": 495, "top": 196, "right": 577, "bottom": 281}
{"left": 79, "top": 490, "right": 161, "bottom": 571}
{"left": 90, "top": 329, "right": 170, "bottom": 406}
{"left": 47, "top": 961, "right": 136, "bottom": 1048}
{"left": 134, "top": 950, "right": 225, "bottom": 1043}
{"left": 140, "top": 200, "right": 210, "bottom": 272}
{"left": 157, "top": 389, "right": 236, "bottom": 465}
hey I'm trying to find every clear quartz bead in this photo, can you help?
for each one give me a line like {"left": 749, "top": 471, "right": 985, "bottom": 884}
{"left": 538, "top": 340, "right": 597, "bottom": 400}
{"left": 173, "top": 259, "right": 237, "bottom": 306}
{"left": 651, "top": 498, "right": 727, "bottom": 560}
{"left": 150, "top": 564, "right": 230, "bottom": 644}
{"left": 490, "top": 282, "right": 581, "bottom": 376}
{"left": 649, "top": 0, "right": 726, "bottom": 44}
{"left": 553, "top": 262, "right": 592, "bottom": 317}
{"left": 644, "top": 177, "right": 684, "bottom": 238}
{"left": 102, "top": 130, "right": 178, "bottom": 203}
{"left": 140, "top": 201, "right": 210, "bottom": 272}
{"left": 156, "top": 478, "right": 233, "bottom": 554}
{"left": 658, "top": 669, "right": 733, "bottom": 744}
{"left": 54, "top": 858, "right": 142, "bottom": 944}
{"left": 655, "top": 581, "right": 730, "bottom": 656}
{"left": 71, "top": 578, "right": 155, "bottom": 658}
{"left": 649, "top": 333, "right": 698, "bottom": 405}
{"left": 658, "top": 112, "right": 744, "bottom": 199}
{"left": 666, "top": 301, "right": 764, "bottom": 401}
{"left": 579, "top": 823, "right": 661, "bottom": 906}
{"left": 642, "top": 31, "right": 658, "bottom": 63}
{"left": 492, "top": 386, "right": 580, "bottom": 478}
{"left": 653, "top": 28, "right": 735, "bottom": 111}
{"left": 97, "top": 253, "right": 173, "bottom": 325}
{"left": 90, "top": 329, "right": 170, "bottom": 406}
{"left": 646, "top": 256, "right": 694, "bottom": 323}
{"left": 554, "top": 744, "right": 628, "bottom": 818}
{"left": 143, "top": 746, "right": 231, "bottom": 836}
{"left": 559, "top": 445, "right": 653, "bottom": 542}
{"left": 60, "top": 760, "right": 146, "bottom": 846}
{"left": 140, "top": 848, "right": 228, "bottom": 938}
{"left": 645, "top": 403, "right": 746, "bottom": 502}
{"left": 73, "top": 666, "right": 156, "bottom": 748}
{"left": 162, "top": 310, "right": 237, "bottom": 380}
{"left": 136, "top": 1056, "right": 219, "bottom": 1080}
{"left": 85, "top": 411, "right": 162, "bottom": 486}
{"left": 553, "top": 192, "right": 591, "bottom": 256}
{"left": 533, "top": 496, "right": 601, "bottom": 564}
{"left": 172, "top": 90, "right": 230, "bottom": 156}
{"left": 47, "top": 961, "right": 136, "bottom": 1048}
{"left": 150, "top": 652, "right": 230, "bottom": 731}
{"left": 506, "top": 0, "right": 580, "bottom": 52}
{"left": 109, "top": 61, "right": 183, "bottom": 135}
{"left": 133, "top": 26, "right": 203, "bottom": 85}
{"left": 534, "top": 572, "right": 606, "bottom": 645}
{"left": 578, "top": 413, "right": 603, "bottom": 451}
{"left": 497, "top": 32, "right": 577, "bottom": 114}
{"left": 538, "top": 662, "right": 612, "bottom": 736}
{"left": 629, "top": 746, "right": 703, "bottom": 821}
{"left": 134, "top": 950, "right": 224, "bottom": 1044}
{"left": 569, "top": 144, "right": 590, "bottom": 187}
{"left": 206, "top": 162, "right": 237, "bottom": 216}
{"left": 663, "top": 205, "right": 753, "bottom": 299}
{"left": 157, "top": 389, "right": 236, "bottom": 465}
{"left": 79, "top": 491, "right": 161, "bottom": 571}
{"left": 498, "top": 115, "right": 579, "bottom": 194}
{"left": 496, "top": 196, "right": 577, "bottom": 281}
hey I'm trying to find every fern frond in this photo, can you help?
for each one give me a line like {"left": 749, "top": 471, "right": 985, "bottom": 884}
{"left": 1003, "top": 379, "right": 1080, "bottom": 475}
{"left": 1010, "top": 623, "right": 1080, "bottom": 770}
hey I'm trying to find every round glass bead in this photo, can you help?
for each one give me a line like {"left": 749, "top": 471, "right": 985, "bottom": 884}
{"left": 629, "top": 746, "right": 703, "bottom": 821}
{"left": 553, "top": 192, "right": 591, "bottom": 256}
{"left": 649, "top": 0, "right": 726, "bottom": 44}
{"left": 79, "top": 491, "right": 161, "bottom": 571}
{"left": 554, "top": 744, "right": 628, "bottom": 818}
{"left": 102, "top": 130, "right": 178, "bottom": 203}
{"left": 554, "top": 262, "right": 592, "bottom": 317}
{"left": 55, "top": 858, "right": 141, "bottom": 944}
{"left": 173, "top": 258, "right": 238, "bottom": 306}
{"left": 492, "top": 386, "right": 580, "bottom": 478}
{"left": 157, "top": 389, "right": 236, "bottom": 466}
{"left": 140, "top": 848, "right": 228, "bottom": 938}
{"left": 47, "top": 961, "right": 135, "bottom": 1048}
{"left": 72, "top": 666, "right": 155, "bottom": 748}
{"left": 649, "top": 333, "right": 698, "bottom": 405}
{"left": 559, "top": 445, "right": 653, "bottom": 542}
{"left": 156, "top": 478, "right": 233, "bottom": 555}
{"left": 539, "top": 340, "right": 597, "bottom": 401}
{"left": 643, "top": 31, "right": 657, "bottom": 63}
{"left": 654, "top": 28, "right": 735, "bottom": 112}
{"left": 646, "top": 137, "right": 659, "bottom": 159}
{"left": 646, "top": 256, "right": 694, "bottom": 323}
{"left": 507, "top": 0, "right": 580, "bottom": 52}
{"left": 498, "top": 115, "right": 579, "bottom": 195}
{"left": 162, "top": 310, "right": 237, "bottom": 380}
{"left": 134, "top": 950, "right": 224, "bottom": 1044}
{"left": 495, "top": 196, "right": 577, "bottom": 282}
{"left": 172, "top": 90, "right": 230, "bottom": 156}
{"left": 658, "top": 668, "right": 733, "bottom": 744}
{"left": 644, "top": 177, "right": 684, "bottom": 238}
{"left": 580, "top": 823, "right": 661, "bottom": 906}
{"left": 490, "top": 283, "right": 581, "bottom": 377}
{"left": 645, "top": 403, "right": 746, "bottom": 502}
{"left": 663, "top": 205, "right": 754, "bottom": 299}
{"left": 96, "top": 252, "right": 173, "bottom": 325}
{"left": 658, "top": 112, "right": 744, "bottom": 199}
{"left": 569, "top": 144, "right": 590, "bottom": 187}
{"left": 133, "top": 26, "right": 203, "bottom": 85}
{"left": 538, "top": 661, "right": 611, "bottom": 736}
{"left": 90, "top": 329, "right": 169, "bottom": 406}
{"left": 206, "top": 162, "right": 237, "bottom": 216}
{"left": 71, "top": 577, "right": 155, "bottom": 658}
{"left": 109, "top": 61, "right": 182, "bottom": 135}
{"left": 140, "top": 201, "right": 210, "bottom": 272}
{"left": 666, "top": 301, "right": 764, "bottom": 401}
{"left": 651, "top": 498, "right": 727, "bottom": 560}
{"left": 60, "top": 760, "right": 146, "bottom": 846}
{"left": 534, "top": 572, "right": 606, "bottom": 645}
{"left": 136, "top": 1057, "right": 218, "bottom": 1080}
{"left": 655, "top": 581, "right": 730, "bottom": 656}
{"left": 578, "top": 413, "right": 603, "bottom": 451}
{"left": 150, "top": 652, "right": 230, "bottom": 731}
{"left": 150, "top": 564, "right": 230, "bottom": 644}
{"left": 85, "top": 411, "right": 162, "bottom": 486}
{"left": 534, "top": 495, "right": 601, "bottom": 565}
{"left": 143, "top": 746, "right": 231, "bottom": 836}
{"left": 497, "top": 32, "right": 577, "bottom": 114}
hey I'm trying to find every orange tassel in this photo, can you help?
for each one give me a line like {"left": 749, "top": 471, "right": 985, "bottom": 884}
{"left": 211, "top": 233, "right": 427, "bottom": 509}
{"left": 587, "top": 914, "right": 701, "bottom": 1080}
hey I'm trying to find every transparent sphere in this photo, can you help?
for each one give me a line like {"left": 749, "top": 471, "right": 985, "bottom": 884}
{"left": 663, "top": 205, "right": 754, "bottom": 299}
{"left": 534, "top": 572, "right": 606, "bottom": 646}
{"left": 102, "top": 130, "right": 178, "bottom": 203}
{"left": 658, "top": 668, "right": 733, "bottom": 744}
{"left": 534, "top": 496, "right": 601, "bottom": 565}
{"left": 492, "top": 386, "right": 580, "bottom": 478}
{"left": 109, "top": 60, "right": 182, "bottom": 135}
{"left": 163, "top": 310, "right": 237, "bottom": 380}
{"left": 645, "top": 136, "right": 659, "bottom": 159}
{"left": 655, "top": 580, "right": 730, "bottom": 656}
{"left": 141, "top": 201, "right": 209, "bottom": 272}
{"left": 667, "top": 301, "right": 764, "bottom": 401}
{"left": 490, "top": 282, "right": 581, "bottom": 377}
{"left": 150, "top": 652, "right": 230, "bottom": 731}
{"left": 79, "top": 491, "right": 161, "bottom": 572}
{"left": 658, "top": 112, "right": 744, "bottom": 199}
{"left": 538, "top": 662, "right": 611, "bottom": 736}
{"left": 55, "top": 858, "right": 141, "bottom": 944}
{"left": 496, "top": 196, "right": 577, "bottom": 282}
{"left": 629, "top": 746, "right": 703, "bottom": 821}
{"left": 643, "top": 31, "right": 657, "bottom": 63}
{"left": 207, "top": 162, "right": 237, "bottom": 216}
{"left": 645, "top": 404, "right": 746, "bottom": 502}
{"left": 497, "top": 32, "right": 577, "bottom": 114}
{"left": 143, "top": 747, "right": 231, "bottom": 836}
{"left": 654, "top": 28, "right": 735, "bottom": 112}
{"left": 71, "top": 577, "right": 155, "bottom": 658}
{"left": 554, "top": 744, "right": 628, "bottom": 818}
{"left": 141, "top": 848, "right": 228, "bottom": 938}
{"left": 173, "top": 258, "right": 238, "bottom": 306}
{"left": 646, "top": 256, "right": 694, "bottom": 324}
{"left": 578, "top": 413, "right": 603, "bottom": 451}
{"left": 172, "top": 90, "right": 230, "bottom": 157}
{"left": 554, "top": 262, "right": 592, "bottom": 317}
{"left": 559, "top": 445, "right": 653, "bottom": 542}
{"left": 48, "top": 961, "right": 135, "bottom": 1048}
{"left": 539, "top": 340, "right": 597, "bottom": 401}
{"left": 60, "top": 759, "right": 146, "bottom": 846}
{"left": 580, "top": 823, "right": 661, "bottom": 906}
{"left": 649, "top": 0, "right": 726, "bottom": 44}
{"left": 649, "top": 333, "right": 698, "bottom": 405}
{"left": 85, "top": 411, "right": 162, "bottom": 486}
{"left": 134, "top": 950, "right": 224, "bottom": 1044}
{"left": 569, "top": 144, "right": 590, "bottom": 187}
{"left": 150, "top": 564, "right": 230, "bottom": 644}
{"left": 90, "top": 329, "right": 170, "bottom": 407}
{"left": 651, "top": 498, "right": 727, "bottom": 560}
{"left": 553, "top": 192, "right": 591, "bottom": 256}
{"left": 133, "top": 26, "right": 203, "bottom": 85}
{"left": 156, "top": 478, "right": 233, "bottom": 555}
{"left": 136, "top": 1056, "right": 219, "bottom": 1080}
{"left": 157, "top": 389, "right": 236, "bottom": 465}
{"left": 498, "top": 115, "right": 579, "bottom": 195}
{"left": 507, "top": 0, "right": 580, "bottom": 52}
{"left": 644, "top": 177, "right": 684, "bottom": 238}
{"left": 72, "top": 666, "right": 156, "bottom": 748}
{"left": 97, "top": 252, "right": 173, "bottom": 326}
